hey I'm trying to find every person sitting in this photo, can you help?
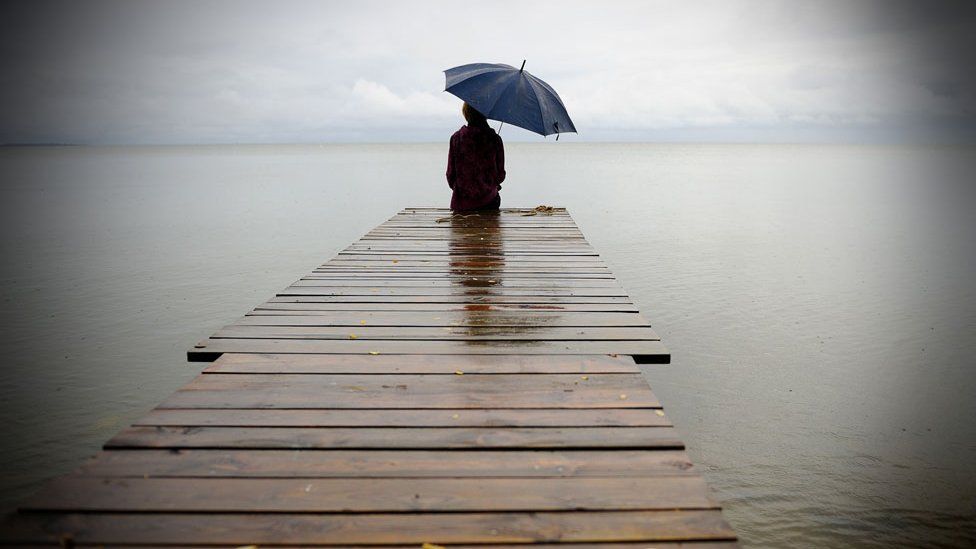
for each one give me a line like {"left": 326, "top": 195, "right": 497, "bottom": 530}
{"left": 446, "top": 102, "right": 506, "bottom": 212}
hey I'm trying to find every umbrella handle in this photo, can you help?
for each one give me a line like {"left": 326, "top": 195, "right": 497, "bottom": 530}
{"left": 497, "top": 122, "right": 504, "bottom": 134}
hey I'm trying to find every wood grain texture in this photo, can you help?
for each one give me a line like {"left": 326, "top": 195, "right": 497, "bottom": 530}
{"left": 105, "top": 426, "right": 685, "bottom": 449}
{"left": 23, "top": 476, "right": 716, "bottom": 512}
{"left": 2, "top": 209, "right": 734, "bottom": 546}
{"left": 135, "top": 408, "right": 670, "bottom": 427}
{"left": 159, "top": 372, "right": 660, "bottom": 409}
{"left": 0, "top": 511, "right": 736, "bottom": 545}
{"left": 76, "top": 449, "right": 695, "bottom": 478}
{"left": 203, "top": 353, "right": 643, "bottom": 374}
{"left": 188, "top": 339, "right": 671, "bottom": 363}
{"left": 238, "top": 311, "right": 653, "bottom": 327}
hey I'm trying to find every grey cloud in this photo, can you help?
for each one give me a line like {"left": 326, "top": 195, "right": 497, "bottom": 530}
{"left": 1, "top": 0, "right": 974, "bottom": 144}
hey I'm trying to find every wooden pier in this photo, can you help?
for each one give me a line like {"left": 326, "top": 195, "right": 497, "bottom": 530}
{"left": 2, "top": 208, "right": 737, "bottom": 546}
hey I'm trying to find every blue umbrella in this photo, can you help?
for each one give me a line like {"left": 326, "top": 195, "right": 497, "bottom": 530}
{"left": 444, "top": 60, "right": 576, "bottom": 139}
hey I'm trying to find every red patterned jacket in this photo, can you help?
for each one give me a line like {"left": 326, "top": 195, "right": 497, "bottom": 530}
{"left": 446, "top": 124, "right": 506, "bottom": 212}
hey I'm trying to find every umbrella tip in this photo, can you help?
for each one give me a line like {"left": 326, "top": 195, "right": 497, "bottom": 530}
{"left": 520, "top": 59, "right": 526, "bottom": 72}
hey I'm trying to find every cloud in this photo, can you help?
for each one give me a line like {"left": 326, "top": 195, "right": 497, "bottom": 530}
{"left": 0, "top": 0, "right": 973, "bottom": 143}
{"left": 343, "top": 79, "right": 455, "bottom": 122}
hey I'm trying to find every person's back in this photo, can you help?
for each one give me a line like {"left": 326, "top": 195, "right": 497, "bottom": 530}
{"left": 446, "top": 103, "right": 505, "bottom": 212}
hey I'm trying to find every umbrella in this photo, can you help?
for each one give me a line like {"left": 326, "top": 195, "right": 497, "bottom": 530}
{"left": 444, "top": 60, "right": 576, "bottom": 139}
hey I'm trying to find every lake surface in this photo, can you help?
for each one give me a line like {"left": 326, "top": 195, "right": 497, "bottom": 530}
{"left": 1, "top": 143, "right": 974, "bottom": 546}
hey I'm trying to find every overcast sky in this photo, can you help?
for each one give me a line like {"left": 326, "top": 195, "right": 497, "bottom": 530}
{"left": 1, "top": 0, "right": 974, "bottom": 144}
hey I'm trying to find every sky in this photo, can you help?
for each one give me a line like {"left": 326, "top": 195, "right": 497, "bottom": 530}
{"left": 1, "top": 0, "right": 974, "bottom": 144}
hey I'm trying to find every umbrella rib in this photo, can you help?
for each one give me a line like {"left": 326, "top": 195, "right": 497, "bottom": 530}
{"left": 525, "top": 76, "right": 556, "bottom": 135}
{"left": 482, "top": 73, "right": 522, "bottom": 120}
{"left": 528, "top": 74, "right": 576, "bottom": 134}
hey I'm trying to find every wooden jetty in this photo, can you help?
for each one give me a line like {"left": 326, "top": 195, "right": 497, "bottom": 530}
{"left": 2, "top": 207, "right": 738, "bottom": 547}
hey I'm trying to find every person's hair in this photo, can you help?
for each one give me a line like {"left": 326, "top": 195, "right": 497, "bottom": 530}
{"left": 462, "top": 102, "right": 489, "bottom": 128}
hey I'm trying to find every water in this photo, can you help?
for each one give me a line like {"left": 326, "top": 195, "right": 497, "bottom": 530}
{"left": 1, "top": 143, "right": 974, "bottom": 547}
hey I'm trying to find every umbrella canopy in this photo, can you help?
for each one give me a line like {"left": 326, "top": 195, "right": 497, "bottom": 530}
{"left": 444, "top": 61, "right": 576, "bottom": 138}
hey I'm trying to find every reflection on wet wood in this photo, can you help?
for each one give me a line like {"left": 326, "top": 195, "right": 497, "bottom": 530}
{"left": 1, "top": 208, "right": 736, "bottom": 547}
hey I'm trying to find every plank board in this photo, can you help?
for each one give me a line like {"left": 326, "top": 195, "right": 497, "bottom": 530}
{"left": 254, "top": 301, "right": 643, "bottom": 312}
{"left": 2, "top": 208, "right": 736, "bottom": 547}
{"left": 238, "top": 311, "right": 653, "bottom": 327}
{"left": 76, "top": 449, "right": 695, "bottom": 478}
{"left": 294, "top": 278, "right": 624, "bottom": 287}
{"left": 23, "top": 476, "right": 716, "bottom": 512}
{"left": 202, "top": 353, "right": 643, "bottom": 374}
{"left": 134, "top": 408, "right": 670, "bottom": 427}
{"left": 212, "top": 325, "right": 659, "bottom": 341}
{"left": 276, "top": 287, "right": 630, "bottom": 297}
{"left": 158, "top": 372, "right": 661, "bottom": 408}
{"left": 105, "top": 426, "right": 685, "bottom": 450}
{"left": 0, "top": 511, "right": 737, "bottom": 545}
{"left": 188, "top": 338, "right": 671, "bottom": 364}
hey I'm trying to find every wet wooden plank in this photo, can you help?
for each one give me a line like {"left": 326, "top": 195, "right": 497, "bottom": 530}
{"left": 188, "top": 338, "right": 671, "bottom": 363}
{"left": 203, "top": 353, "right": 642, "bottom": 374}
{"left": 237, "top": 311, "right": 653, "bottom": 327}
{"left": 0, "top": 510, "right": 736, "bottom": 545}
{"left": 76, "top": 449, "right": 694, "bottom": 478}
{"left": 135, "top": 408, "right": 668, "bottom": 427}
{"left": 23, "top": 476, "right": 716, "bottom": 512}
{"left": 342, "top": 246, "right": 599, "bottom": 254}
{"left": 254, "top": 301, "right": 643, "bottom": 312}
{"left": 213, "top": 326, "right": 659, "bottom": 341}
{"left": 311, "top": 270, "right": 616, "bottom": 278}
{"left": 333, "top": 254, "right": 607, "bottom": 262}
{"left": 276, "top": 287, "right": 629, "bottom": 297}
{"left": 74, "top": 544, "right": 739, "bottom": 549}
{"left": 105, "top": 426, "right": 684, "bottom": 450}
{"left": 294, "top": 277, "right": 623, "bottom": 287}
{"left": 159, "top": 373, "right": 660, "bottom": 409}
{"left": 318, "top": 260, "right": 606, "bottom": 266}
{"left": 266, "top": 294, "right": 636, "bottom": 304}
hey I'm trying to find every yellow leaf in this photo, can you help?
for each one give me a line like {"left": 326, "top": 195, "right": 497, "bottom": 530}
{"left": 423, "top": 544, "right": 446, "bottom": 549}
{"left": 580, "top": 376, "right": 588, "bottom": 380}
{"left": 360, "top": 320, "right": 367, "bottom": 325}
{"left": 392, "top": 259, "right": 399, "bottom": 263}
{"left": 368, "top": 351, "right": 380, "bottom": 355}
{"left": 451, "top": 414, "right": 460, "bottom": 419}
{"left": 454, "top": 370, "right": 464, "bottom": 375}
{"left": 348, "top": 334, "right": 358, "bottom": 340}
{"left": 655, "top": 410, "right": 665, "bottom": 416}
{"left": 619, "top": 394, "right": 628, "bottom": 400}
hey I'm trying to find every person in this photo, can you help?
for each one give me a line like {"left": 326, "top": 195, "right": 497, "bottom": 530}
{"left": 446, "top": 102, "right": 505, "bottom": 212}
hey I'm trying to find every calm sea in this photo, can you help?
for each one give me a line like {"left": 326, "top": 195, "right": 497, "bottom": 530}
{"left": 1, "top": 143, "right": 974, "bottom": 547}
